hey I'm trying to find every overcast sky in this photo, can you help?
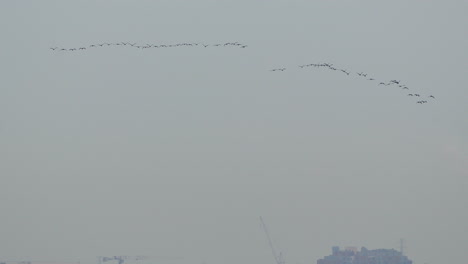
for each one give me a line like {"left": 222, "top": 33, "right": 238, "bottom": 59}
{"left": 1, "top": 1, "right": 467, "bottom": 264}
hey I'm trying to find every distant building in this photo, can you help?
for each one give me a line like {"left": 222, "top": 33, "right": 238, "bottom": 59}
{"left": 317, "top": 246, "right": 412, "bottom": 264}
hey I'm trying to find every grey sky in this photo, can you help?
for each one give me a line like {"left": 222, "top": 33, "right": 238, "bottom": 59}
{"left": 1, "top": 1, "right": 467, "bottom": 264}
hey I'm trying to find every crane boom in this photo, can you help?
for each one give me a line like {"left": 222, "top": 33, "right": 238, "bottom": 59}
{"left": 260, "top": 216, "right": 284, "bottom": 264}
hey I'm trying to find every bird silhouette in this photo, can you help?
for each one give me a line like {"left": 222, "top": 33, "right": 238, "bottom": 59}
{"left": 284, "top": 61, "right": 436, "bottom": 105}
{"left": 271, "top": 68, "right": 286, "bottom": 72}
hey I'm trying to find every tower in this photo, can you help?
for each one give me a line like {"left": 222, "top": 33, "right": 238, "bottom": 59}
{"left": 400, "top": 238, "right": 406, "bottom": 256}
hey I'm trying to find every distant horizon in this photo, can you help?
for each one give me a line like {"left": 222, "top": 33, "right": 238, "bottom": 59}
{"left": 0, "top": 242, "right": 423, "bottom": 264}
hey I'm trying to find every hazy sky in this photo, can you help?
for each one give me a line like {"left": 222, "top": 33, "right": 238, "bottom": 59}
{"left": 1, "top": 1, "right": 467, "bottom": 264}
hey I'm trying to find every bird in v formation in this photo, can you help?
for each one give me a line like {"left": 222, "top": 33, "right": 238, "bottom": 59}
{"left": 270, "top": 62, "right": 436, "bottom": 105}
{"left": 50, "top": 41, "right": 436, "bottom": 106}
{"left": 50, "top": 41, "right": 248, "bottom": 52}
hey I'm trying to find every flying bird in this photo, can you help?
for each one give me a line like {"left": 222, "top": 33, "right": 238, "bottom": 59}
{"left": 340, "top": 69, "right": 350, "bottom": 75}
{"left": 271, "top": 68, "right": 286, "bottom": 72}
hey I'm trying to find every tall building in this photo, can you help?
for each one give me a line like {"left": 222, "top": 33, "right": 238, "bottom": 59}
{"left": 317, "top": 246, "right": 412, "bottom": 264}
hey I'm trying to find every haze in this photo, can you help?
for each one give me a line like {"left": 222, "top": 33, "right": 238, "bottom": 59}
{"left": 1, "top": 1, "right": 467, "bottom": 264}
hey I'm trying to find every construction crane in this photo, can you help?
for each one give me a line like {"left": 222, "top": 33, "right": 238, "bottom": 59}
{"left": 97, "top": 256, "right": 148, "bottom": 264}
{"left": 97, "top": 255, "right": 183, "bottom": 264}
{"left": 260, "top": 216, "right": 285, "bottom": 264}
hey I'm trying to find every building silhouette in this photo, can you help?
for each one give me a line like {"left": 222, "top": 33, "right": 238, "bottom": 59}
{"left": 317, "top": 246, "right": 412, "bottom": 264}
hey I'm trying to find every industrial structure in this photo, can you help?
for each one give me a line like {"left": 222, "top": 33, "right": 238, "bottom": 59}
{"left": 260, "top": 216, "right": 285, "bottom": 264}
{"left": 97, "top": 256, "right": 148, "bottom": 264}
{"left": 317, "top": 246, "right": 412, "bottom": 264}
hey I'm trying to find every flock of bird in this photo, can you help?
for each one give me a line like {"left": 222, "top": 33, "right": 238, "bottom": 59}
{"left": 271, "top": 63, "right": 436, "bottom": 105}
{"left": 50, "top": 41, "right": 248, "bottom": 52}
{"left": 50, "top": 41, "right": 435, "bottom": 105}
